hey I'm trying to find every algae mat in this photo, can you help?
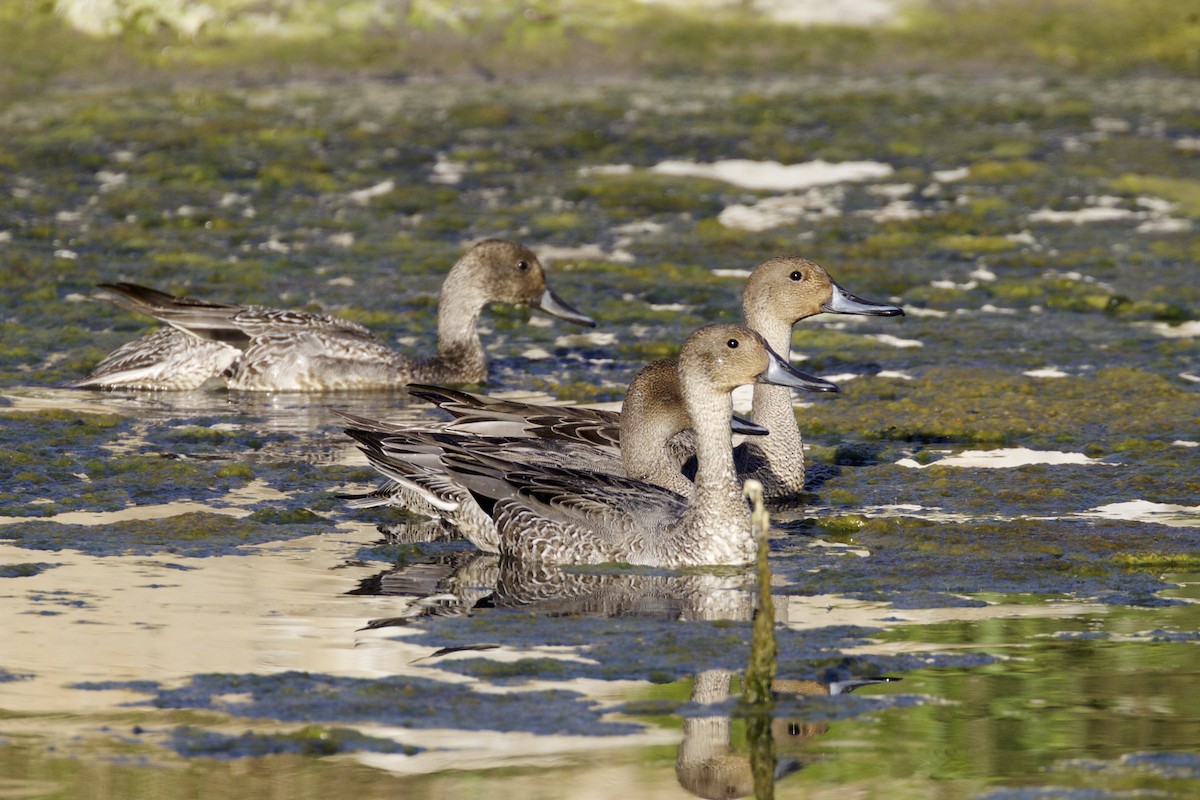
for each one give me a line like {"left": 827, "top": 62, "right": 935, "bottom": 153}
{"left": 1, "top": 77, "right": 1198, "bottom": 798}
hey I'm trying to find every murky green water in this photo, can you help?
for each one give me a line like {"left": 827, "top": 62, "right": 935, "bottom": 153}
{"left": 1, "top": 75, "right": 1198, "bottom": 798}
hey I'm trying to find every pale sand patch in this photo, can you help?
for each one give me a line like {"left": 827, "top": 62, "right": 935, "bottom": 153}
{"left": 651, "top": 158, "right": 893, "bottom": 191}
{"left": 1029, "top": 206, "right": 1140, "bottom": 224}
{"left": 346, "top": 179, "right": 395, "bottom": 204}
{"left": 719, "top": 187, "right": 843, "bottom": 231}
{"left": 1139, "top": 320, "right": 1200, "bottom": 339}
{"left": 870, "top": 333, "right": 923, "bottom": 348}
{"left": 897, "top": 447, "right": 1102, "bottom": 469}
{"left": 1075, "top": 500, "right": 1200, "bottom": 527}
{"left": 538, "top": 243, "right": 636, "bottom": 264}
{"left": 555, "top": 331, "right": 618, "bottom": 348}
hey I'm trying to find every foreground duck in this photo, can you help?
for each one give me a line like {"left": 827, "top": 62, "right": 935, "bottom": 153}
{"left": 433, "top": 323, "right": 836, "bottom": 567}
{"left": 343, "top": 358, "right": 787, "bottom": 552}
{"left": 70, "top": 239, "right": 594, "bottom": 391}
{"left": 390, "top": 255, "right": 902, "bottom": 498}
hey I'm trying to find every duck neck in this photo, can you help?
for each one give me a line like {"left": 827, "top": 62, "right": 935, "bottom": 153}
{"left": 743, "top": 310, "right": 804, "bottom": 491}
{"left": 621, "top": 412, "right": 694, "bottom": 497}
{"left": 683, "top": 387, "right": 749, "bottom": 527}
{"left": 424, "top": 264, "right": 488, "bottom": 383}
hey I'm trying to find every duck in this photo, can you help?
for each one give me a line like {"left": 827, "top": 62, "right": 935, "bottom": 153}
{"left": 342, "top": 358, "right": 789, "bottom": 552}
{"left": 385, "top": 256, "right": 902, "bottom": 498}
{"left": 70, "top": 239, "right": 595, "bottom": 392}
{"left": 736, "top": 255, "right": 901, "bottom": 497}
{"left": 433, "top": 323, "right": 838, "bottom": 567}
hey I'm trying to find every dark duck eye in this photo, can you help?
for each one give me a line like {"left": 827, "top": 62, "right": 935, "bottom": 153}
{"left": 726, "top": 338, "right": 739, "bottom": 349}
{"left": 790, "top": 270, "right": 803, "bottom": 281}
{"left": 516, "top": 260, "right": 530, "bottom": 271}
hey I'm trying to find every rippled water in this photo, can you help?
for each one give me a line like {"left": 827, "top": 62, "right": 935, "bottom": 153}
{"left": 2, "top": 76, "right": 1199, "bottom": 798}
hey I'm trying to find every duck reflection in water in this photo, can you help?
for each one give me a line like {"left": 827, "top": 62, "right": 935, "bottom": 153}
{"left": 349, "top": 544, "right": 751, "bottom": 626}
{"left": 677, "top": 669, "right": 900, "bottom": 800}
{"left": 351, "top": 543, "right": 899, "bottom": 798}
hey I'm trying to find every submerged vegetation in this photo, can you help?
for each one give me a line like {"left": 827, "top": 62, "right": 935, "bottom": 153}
{"left": 2, "top": 0, "right": 1199, "bottom": 104}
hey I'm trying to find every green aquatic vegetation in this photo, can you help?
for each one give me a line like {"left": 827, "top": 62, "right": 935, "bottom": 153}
{"left": 0, "top": 511, "right": 322, "bottom": 557}
{"left": 967, "top": 159, "right": 1045, "bottom": 182}
{"left": 449, "top": 657, "right": 572, "bottom": 683}
{"left": 246, "top": 508, "right": 324, "bottom": 525}
{"left": 171, "top": 724, "right": 417, "bottom": 759}
{"left": 936, "top": 234, "right": 1021, "bottom": 256}
{"left": 985, "top": 274, "right": 1141, "bottom": 315}
{"left": 1115, "top": 552, "right": 1200, "bottom": 571}
{"left": 132, "top": 670, "right": 642, "bottom": 736}
{"left": 1110, "top": 174, "right": 1200, "bottom": 218}
{"left": 565, "top": 174, "right": 727, "bottom": 219}
{"left": 0, "top": 562, "right": 57, "bottom": 578}
{"left": 787, "top": 514, "right": 1192, "bottom": 605}
{"left": 803, "top": 368, "right": 1200, "bottom": 449}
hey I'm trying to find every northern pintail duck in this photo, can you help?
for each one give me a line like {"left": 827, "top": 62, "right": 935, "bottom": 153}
{"left": 342, "top": 359, "right": 779, "bottom": 552}
{"left": 435, "top": 323, "right": 838, "bottom": 567}
{"left": 389, "top": 256, "right": 902, "bottom": 498}
{"left": 70, "top": 239, "right": 594, "bottom": 392}
{"left": 737, "top": 256, "right": 901, "bottom": 497}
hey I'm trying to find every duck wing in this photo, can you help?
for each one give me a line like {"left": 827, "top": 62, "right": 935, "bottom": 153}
{"left": 97, "top": 282, "right": 377, "bottom": 345}
{"left": 408, "top": 383, "right": 622, "bottom": 449}
{"left": 442, "top": 448, "right": 687, "bottom": 544}
{"left": 68, "top": 327, "right": 238, "bottom": 390}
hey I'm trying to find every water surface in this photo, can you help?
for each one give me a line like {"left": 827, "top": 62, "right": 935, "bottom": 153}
{"left": 1, "top": 76, "right": 1198, "bottom": 798}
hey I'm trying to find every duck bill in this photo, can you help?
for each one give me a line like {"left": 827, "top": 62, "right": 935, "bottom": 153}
{"left": 731, "top": 413, "right": 770, "bottom": 436}
{"left": 758, "top": 348, "right": 839, "bottom": 393}
{"left": 536, "top": 288, "right": 596, "bottom": 327}
{"left": 822, "top": 282, "right": 904, "bottom": 316}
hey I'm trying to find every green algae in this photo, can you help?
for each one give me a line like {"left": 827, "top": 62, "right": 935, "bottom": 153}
{"left": 0, "top": 7, "right": 1195, "bottom": 798}
{"left": 802, "top": 368, "right": 1200, "bottom": 450}
{"left": 171, "top": 724, "right": 417, "bottom": 759}
{"left": 1110, "top": 174, "right": 1200, "bottom": 218}
{"left": 565, "top": 174, "right": 727, "bottom": 220}
{"left": 0, "top": 562, "right": 57, "bottom": 578}
{"left": 0, "top": 510, "right": 323, "bottom": 557}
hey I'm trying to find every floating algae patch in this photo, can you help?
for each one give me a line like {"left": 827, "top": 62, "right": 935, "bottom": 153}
{"left": 144, "top": 418, "right": 297, "bottom": 457}
{"left": 820, "top": 461, "right": 1135, "bottom": 519}
{"left": 778, "top": 516, "right": 1195, "bottom": 606}
{"left": 0, "top": 562, "right": 57, "bottom": 577}
{"left": 0, "top": 510, "right": 323, "bottom": 557}
{"left": 170, "top": 725, "right": 416, "bottom": 760}
{"left": 802, "top": 367, "right": 1200, "bottom": 451}
{"left": 400, "top": 612, "right": 991, "bottom": 687}
{"left": 0, "top": 410, "right": 279, "bottom": 516}
{"left": 96, "top": 672, "right": 640, "bottom": 737}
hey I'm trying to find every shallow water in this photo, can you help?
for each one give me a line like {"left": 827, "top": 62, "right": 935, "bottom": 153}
{"left": 1, "top": 76, "right": 1199, "bottom": 798}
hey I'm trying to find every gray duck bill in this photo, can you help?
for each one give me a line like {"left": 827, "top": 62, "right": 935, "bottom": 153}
{"left": 536, "top": 288, "right": 596, "bottom": 327}
{"left": 759, "top": 347, "right": 839, "bottom": 393}
{"left": 731, "top": 414, "right": 770, "bottom": 436}
{"left": 823, "top": 282, "right": 904, "bottom": 316}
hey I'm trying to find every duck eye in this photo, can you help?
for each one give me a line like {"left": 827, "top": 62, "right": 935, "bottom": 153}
{"left": 726, "top": 338, "right": 739, "bottom": 349}
{"left": 790, "top": 270, "right": 803, "bottom": 281}
{"left": 516, "top": 260, "right": 530, "bottom": 271}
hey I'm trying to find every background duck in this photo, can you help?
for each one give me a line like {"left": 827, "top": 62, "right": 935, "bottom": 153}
{"left": 384, "top": 255, "right": 902, "bottom": 499}
{"left": 70, "top": 239, "right": 594, "bottom": 391}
